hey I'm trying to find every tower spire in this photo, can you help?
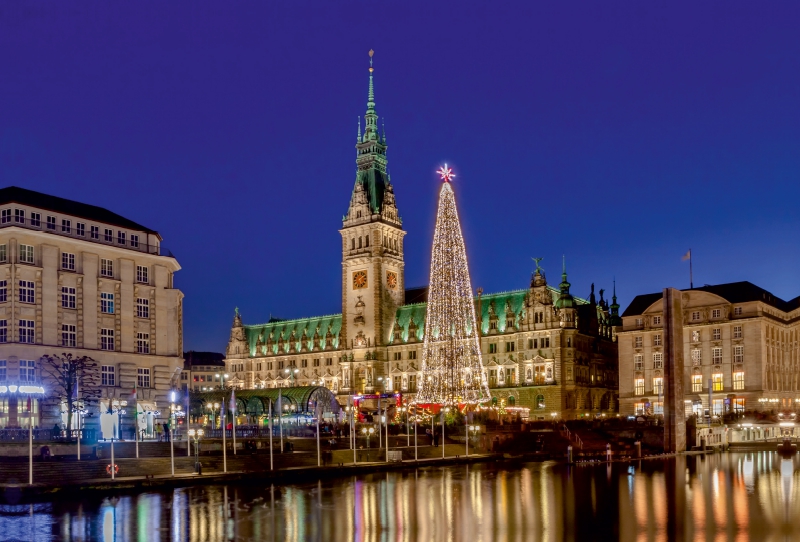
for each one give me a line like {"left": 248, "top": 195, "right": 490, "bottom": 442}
{"left": 364, "top": 49, "right": 378, "bottom": 141}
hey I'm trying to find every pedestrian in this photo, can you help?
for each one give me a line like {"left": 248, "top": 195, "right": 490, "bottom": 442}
{"left": 155, "top": 423, "right": 163, "bottom": 442}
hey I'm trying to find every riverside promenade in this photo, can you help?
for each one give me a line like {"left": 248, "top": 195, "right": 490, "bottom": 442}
{"left": 0, "top": 438, "right": 514, "bottom": 503}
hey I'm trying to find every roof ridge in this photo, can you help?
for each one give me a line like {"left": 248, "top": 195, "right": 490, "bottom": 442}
{"left": 244, "top": 313, "right": 342, "bottom": 328}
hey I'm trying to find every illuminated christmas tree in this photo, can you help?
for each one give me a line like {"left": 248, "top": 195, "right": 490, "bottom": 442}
{"left": 416, "top": 165, "right": 490, "bottom": 406}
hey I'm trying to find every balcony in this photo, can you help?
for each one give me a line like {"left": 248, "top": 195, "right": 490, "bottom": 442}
{"left": 0, "top": 217, "right": 174, "bottom": 258}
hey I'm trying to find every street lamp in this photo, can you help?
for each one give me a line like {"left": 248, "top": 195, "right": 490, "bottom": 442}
{"left": 361, "top": 426, "right": 375, "bottom": 459}
{"left": 188, "top": 428, "right": 204, "bottom": 474}
{"left": 284, "top": 367, "right": 299, "bottom": 387}
{"left": 215, "top": 373, "right": 230, "bottom": 390}
{"left": 206, "top": 402, "right": 220, "bottom": 429}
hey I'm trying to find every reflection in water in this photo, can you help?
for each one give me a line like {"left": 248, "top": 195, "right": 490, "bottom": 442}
{"left": 0, "top": 453, "right": 798, "bottom": 541}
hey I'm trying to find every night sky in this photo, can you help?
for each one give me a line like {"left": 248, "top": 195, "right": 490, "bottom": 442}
{"left": 2, "top": 2, "right": 799, "bottom": 353}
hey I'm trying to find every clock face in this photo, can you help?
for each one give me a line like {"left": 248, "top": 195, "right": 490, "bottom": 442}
{"left": 386, "top": 271, "right": 397, "bottom": 290}
{"left": 353, "top": 271, "right": 368, "bottom": 290}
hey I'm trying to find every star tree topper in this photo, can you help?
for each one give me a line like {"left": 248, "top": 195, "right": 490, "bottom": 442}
{"left": 437, "top": 163, "right": 455, "bottom": 183}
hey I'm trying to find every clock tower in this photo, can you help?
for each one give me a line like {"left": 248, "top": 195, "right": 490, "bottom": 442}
{"left": 339, "top": 51, "right": 405, "bottom": 392}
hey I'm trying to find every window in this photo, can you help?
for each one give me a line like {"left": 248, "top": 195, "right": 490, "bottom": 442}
{"left": 712, "top": 328, "right": 721, "bottom": 340}
{"left": 0, "top": 360, "right": 5, "bottom": 380}
{"left": 691, "top": 311, "right": 701, "bottom": 321}
{"left": 46, "top": 216, "right": 56, "bottom": 230}
{"left": 61, "top": 324, "right": 76, "bottom": 347}
{"left": 130, "top": 234, "right": 139, "bottom": 248}
{"left": 635, "top": 318, "right": 643, "bottom": 327}
{"left": 691, "top": 330, "right": 700, "bottom": 342}
{"left": 0, "top": 281, "right": 6, "bottom": 303}
{"left": 653, "top": 334, "right": 662, "bottom": 347}
{"left": 19, "top": 244, "right": 34, "bottom": 264}
{"left": 62, "top": 252, "right": 75, "bottom": 270}
{"left": 100, "top": 259, "right": 113, "bottom": 277}
{"left": 490, "top": 321, "right": 497, "bottom": 330}
{"left": 634, "top": 336, "right": 643, "bottom": 348}
{"left": 506, "top": 319, "right": 514, "bottom": 329}
{"left": 61, "top": 287, "right": 76, "bottom": 309}
{"left": 712, "top": 309, "right": 721, "bottom": 318}
{"left": 91, "top": 226, "right": 99, "bottom": 239}
{"left": 137, "top": 298, "right": 149, "bottom": 318}
{"left": 19, "top": 280, "right": 34, "bottom": 303}
{"left": 505, "top": 341, "right": 515, "bottom": 352}
{"left": 278, "top": 361, "right": 284, "bottom": 369}
{"left": 653, "top": 377, "right": 663, "bottom": 395}
{"left": 137, "top": 333, "right": 150, "bottom": 354}
{"left": 393, "top": 352, "right": 401, "bottom": 361}
{"left": 634, "top": 354, "right": 643, "bottom": 370}
{"left": 408, "top": 351, "right": 417, "bottom": 360}
{"left": 528, "top": 338, "right": 535, "bottom": 349}
{"left": 691, "top": 348, "right": 702, "bottom": 366}
{"left": 301, "top": 359, "right": 308, "bottom": 368}
{"left": 20, "top": 360, "right": 35, "bottom": 382}
{"left": 61, "top": 219, "right": 71, "bottom": 233}
{"left": 733, "top": 371, "right": 744, "bottom": 391}
{"left": 0, "top": 209, "right": 10, "bottom": 223}
{"left": 101, "top": 328, "right": 115, "bottom": 351}
{"left": 117, "top": 231, "right": 126, "bottom": 245}
{"left": 101, "top": 292, "right": 115, "bottom": 314}
{"left": 0, "top": 245, "right": 5, "bottom": 262}
{"left": 734, "top": 345, "right": 744, "bottom": 363}
{"left": 543, "top": 337, "right": 550, "bottom": 348}
{"left": 30, "top": 213, "right": 40, "bottom": 227}
{"left": 652, "top": 316, "right": 661, "bottom": 325}
{"left": 14, "top": 209, "right": 24, "bottom": 223}
{"left": 734, "top": 307, "right": 742, "bottom": 316}
{"left": 712, "top": 347, "right": 722, "bottom": 365}
{"left": 137, "top": 367, "right": 151, "bottom": 388}
{"left": 634, "top": 402, "right": 645, "bottom": 416}
{"left": 733, "top": 326, "right": 742, "bottom": 339}
{"left": 489, "top": 343, "right": 497, "bottom": 354}
{"left": 76, "top": 223, "right": 85, "bottom": 237}
{"left": 19, "top": 320, "right": 34, "bottom": 343}
{"left": 136, "top": 265, "right": 148, "bottom": 283}
{"left": 313, "top": 358, "right": 320, "bottom": 367}
{"left": 733, "top": 398, "right": 745, "bottom": 413}
{"left": 104, "top": 228, "right": 113, "bottom": 242}
{"left": 712, "top": 373, "right": 723, "bottom": 391}
{"left": 634, "top": 378, "right": 645, "bottom": 395}
{"left": 325, "top": 358, "right": 332, "bottom": 366}
{"left": 0, "top": 320, "right": 6, "bottom": 343}
{"left": 692, "top": 374, "right": 703, "bottom": 392}
{"left": 653, "top": 352, "right": 663, "bottom": 369}
{"left": 102, "top": 365, "right": 116, "bottom": 386}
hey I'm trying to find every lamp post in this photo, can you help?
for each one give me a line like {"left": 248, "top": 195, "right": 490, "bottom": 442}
{"left": 169, "top": 391, "right": 176, "bottom": 476}
{"left": 188, "top": 428, "right": 204, "bottom": 474}
{"left": 361, "top": 426, "right": 375, "bottom": 461}
{"left": 284, "top": 367, "right": 299, "bottom": 387}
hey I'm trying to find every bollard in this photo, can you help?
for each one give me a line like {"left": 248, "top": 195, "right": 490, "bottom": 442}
{"left": 606, "top": 443, "right": 611, "bottom": 462}
{"left": 635, "top": 441, "right": 641, "bottom": 459}
{"left": 567, "top": 445, "right": 573, "bottom": 464}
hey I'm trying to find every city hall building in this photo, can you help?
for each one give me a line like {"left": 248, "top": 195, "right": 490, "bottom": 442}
{"left": 224, "top": 59, "right": 620, "bottom": 419}
{"left": 617, "top": 282, "right": 800, "bottom": 417}
{"left": 0, "top": 186, "right": 184, "bottom": 437}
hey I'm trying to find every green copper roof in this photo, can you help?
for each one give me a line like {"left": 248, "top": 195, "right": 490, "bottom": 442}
{"left": 388, "top": 287, "right": 589, "bottom": 343}
{"left": 355, "top": 168, "right": 389, "bottom": 215}
{"left": 244, "top": 314, "right": 341, "bottom": 356}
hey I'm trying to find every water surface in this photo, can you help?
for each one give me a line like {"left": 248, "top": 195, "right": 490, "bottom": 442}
{"left": 1, "top": 453, "right": 797, "bottom": 541}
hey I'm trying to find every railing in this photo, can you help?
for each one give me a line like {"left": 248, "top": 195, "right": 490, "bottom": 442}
{"left": 0, "top": 428, "right": 97, "bottom": 442}
{"left": 0, "top": 216, "right": 174, "bottom": 258}
{"left": 200, "top": 425, "right": 325, "bottom": 439}
{"left": 560, "top": 424, "right": 583, "bottom": 449}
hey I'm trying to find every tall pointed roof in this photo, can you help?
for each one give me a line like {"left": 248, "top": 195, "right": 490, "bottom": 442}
{"left": 554, "top": 255, "right": 576, "bottom": 309}
{"left": 344, "top": 50, "right": 397, "bottom": 221}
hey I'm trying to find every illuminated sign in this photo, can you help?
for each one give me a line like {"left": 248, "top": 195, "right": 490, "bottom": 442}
{"left": 0, "top": 384, "right": 45, "bottom": 395}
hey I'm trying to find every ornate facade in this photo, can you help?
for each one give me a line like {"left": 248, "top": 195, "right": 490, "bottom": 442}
{"left": 224, "top": 56, "right": 619, "bottom": 419}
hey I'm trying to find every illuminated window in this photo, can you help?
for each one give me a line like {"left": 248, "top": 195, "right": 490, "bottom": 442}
{"left": 634, "top": 402, "right": 645, "bottom": 415}
{"left": 733, "top": 398, "right": 745, "bottom": 413}
{"left": 692, "top": 374, "right": 702, "bottom": 393}
{"left": 653, "top": 377, "right": 663, "bottom": 395}
{"left": 634, "top": 378, "right": 644, "bottom": 395}
{"left": 712, "top": 373, "right": 723, "bottom": 391}
{"left": 733, "top": 371, "right": 744, "bottom": 390}
{"left": 653, "top": 401, "right": 663, "bottom": 415}
{"left": 691, "top": 349, "right": 701, "bottom": 366}
{"left": 691, "top": 330, "right": 700, "bottom": 342}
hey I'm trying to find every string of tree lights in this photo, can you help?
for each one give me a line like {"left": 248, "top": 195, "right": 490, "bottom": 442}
{"left": 415, "top": 165, "right": 490, "bottom": 406}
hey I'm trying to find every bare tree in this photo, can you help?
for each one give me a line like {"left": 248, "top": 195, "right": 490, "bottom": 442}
{"left": 40, "top": 353, "right": 101, "bottom": 435}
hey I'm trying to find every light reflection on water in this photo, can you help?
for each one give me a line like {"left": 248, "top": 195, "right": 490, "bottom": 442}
{"left": 0, "top": 452, "right": 798, "bottom": 541}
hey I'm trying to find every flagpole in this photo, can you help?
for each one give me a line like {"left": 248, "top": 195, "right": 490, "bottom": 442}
{"left": 232, "top": 391, "right": 237, "bottom": 456}
{"left": 28, "top": 395, "right": 33, "bottom": 485}
{"left": 279, "top": 390, "right": 284, "bottom": 453}
{"left": 689, "top": 249, "right": 693, "bottom": 289}
{"left": 222, "top": 395, "right": 227, "bottom": 473}
{"left": 269, "top": 400, "right": 273, "bottom": 471}
{"left": 186, "top": 393, "right": 191, "bottom": 457}
{"left": 77, "top": 378, "right": 81, "bottom": 461}
{"left": 134, "top": 383, "right": 139, "bottom": 459}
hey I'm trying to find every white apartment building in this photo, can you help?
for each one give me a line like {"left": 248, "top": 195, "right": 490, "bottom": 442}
{"left": 618, "top": 282, "right": 800, "bottom": 418}
{"left": 0, "top": 186, "right": 183, "bottom": 438}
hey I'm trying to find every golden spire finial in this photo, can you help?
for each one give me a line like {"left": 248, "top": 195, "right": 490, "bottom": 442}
{"left": 369, "top": 49, "right": 374, "bottom": 72}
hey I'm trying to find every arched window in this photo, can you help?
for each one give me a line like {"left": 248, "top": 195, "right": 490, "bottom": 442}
{"left": 491, "top": 397, "right": 498, "bottom": 406}
{"left": 365, "top": 235, "right": 369, "bottom": 247}
{"left": 536, "top": 394, "right": 545, "bottom": 409}
{"left": 351, "top": 238, "right": 355, "bottom": 250}
{"left": 358, "top": 237, "right": 362, "bottom": 249}
{"left": 508, "top": 396, "right": 516, "bottom": 406}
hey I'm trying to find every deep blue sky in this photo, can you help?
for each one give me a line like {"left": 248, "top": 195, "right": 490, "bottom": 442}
{"left": 2, "top": 2, "right": 799, "bottom": 352}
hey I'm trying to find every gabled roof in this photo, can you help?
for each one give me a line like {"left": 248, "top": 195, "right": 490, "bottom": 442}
{"left": 621, "top": 281, "right": 800, "bottom": 317}
{"left": 243, "top": 314, "right": 342, "bottom": 356}
{"left": 0, "top": 186, "right": 158, "bottom": 235}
